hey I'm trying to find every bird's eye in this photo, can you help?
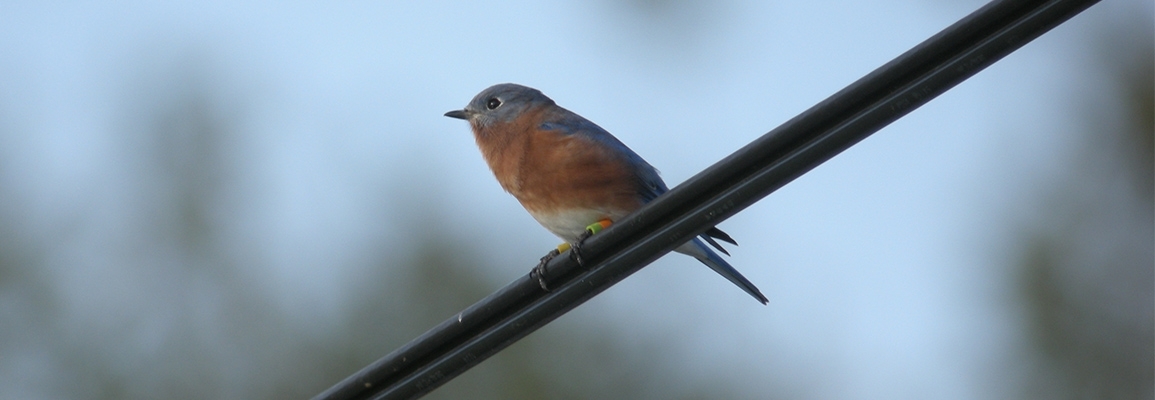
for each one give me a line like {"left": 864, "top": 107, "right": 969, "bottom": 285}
{"left": 486, "top": 98, "right": 502, "bottom": 110}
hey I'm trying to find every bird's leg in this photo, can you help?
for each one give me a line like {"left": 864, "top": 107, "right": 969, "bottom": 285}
{"left": 569, "top": 219, "right": 613, "bottom": 266}
{"left": 534, "top": 219, "right": 612, "bottom": 291}
{"left": 532, "top": 248, "right": 561, "bottom": 291}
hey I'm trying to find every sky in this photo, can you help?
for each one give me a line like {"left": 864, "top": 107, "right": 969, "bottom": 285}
{"left": 0, "top": 0, "right": 1148, "bottom": 399}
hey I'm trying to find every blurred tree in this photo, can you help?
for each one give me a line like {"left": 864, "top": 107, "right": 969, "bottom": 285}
{"left": 1015, "top": 16, "right": 1153, "bottom": 400}
{"left": 299, "top": 206, "right": 751, "bottom": 400}
{"left": 0, "top": 108, "right": 57, "bottom": 399}
{"left": 0, "top": 52, "right": 754, "bottom": 399}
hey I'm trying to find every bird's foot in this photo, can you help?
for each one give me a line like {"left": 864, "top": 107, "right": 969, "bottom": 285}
{"left": 569, "top": 219, "right": 612, "bottom": 266}
{"left": 532, "top": 248, "right": 561, "bottom": 291}
{"left": 535, "top": 219, "right": 612, "bottom": 290}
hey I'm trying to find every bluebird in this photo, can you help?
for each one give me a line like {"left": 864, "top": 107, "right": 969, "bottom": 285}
{"left": 445, "top": 83, "right": 767, "bottom": 304}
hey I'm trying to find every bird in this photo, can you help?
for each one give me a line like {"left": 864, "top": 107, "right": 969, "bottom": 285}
{"left": 445, "top": 83, "right": 767, "bottom": 304}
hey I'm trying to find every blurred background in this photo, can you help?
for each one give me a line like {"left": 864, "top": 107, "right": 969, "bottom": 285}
{"left": 0, "top": 0, "right": 1150, "bottom": 399}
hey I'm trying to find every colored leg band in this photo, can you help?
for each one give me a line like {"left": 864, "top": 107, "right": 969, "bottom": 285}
{"left": 586, "top": 219, "right": 612, "bottom": 235}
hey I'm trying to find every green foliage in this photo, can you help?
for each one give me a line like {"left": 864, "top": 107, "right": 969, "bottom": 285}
{"left": 1014, "top": 21, "right": 1153, "bottom": 400}
{"left": 0, "top": 65, "right": 743, "bottom": 399}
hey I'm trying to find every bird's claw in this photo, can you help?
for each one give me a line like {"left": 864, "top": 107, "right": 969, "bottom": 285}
{"left": 535, "top": 219, "right": 611, "bottom": 290}
{"left": 532, "top": 248, "right": 561, "bottom": 291}
{"left": 570, "top": 219, "right": 610, "bottom": 267}
{"left": 570, "top": 229, "right": 595, "bottom": 266}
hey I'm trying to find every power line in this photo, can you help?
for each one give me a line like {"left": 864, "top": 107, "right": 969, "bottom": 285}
{"left": 313, "top": 0, "right": 1100, "bottom": 398}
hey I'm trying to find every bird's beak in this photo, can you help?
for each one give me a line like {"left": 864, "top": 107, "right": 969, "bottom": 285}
{"left": 444, "top": 109, "right": 470, "bottom": 120}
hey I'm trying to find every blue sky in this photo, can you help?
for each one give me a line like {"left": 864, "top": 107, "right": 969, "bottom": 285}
{"left": 0, "top": 0, "right": 1147, "bottom": 398}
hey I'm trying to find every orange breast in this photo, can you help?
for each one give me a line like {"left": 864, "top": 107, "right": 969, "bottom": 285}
{"left": 516, "top": 131, "right": 644, "bottom": 215}
{"left": 473, "top": 115, "right": 644, "bottom": 220}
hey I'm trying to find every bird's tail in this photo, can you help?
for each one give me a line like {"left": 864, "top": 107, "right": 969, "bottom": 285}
{"left": 674, "top": 238, "right": 768, "bottom": 304}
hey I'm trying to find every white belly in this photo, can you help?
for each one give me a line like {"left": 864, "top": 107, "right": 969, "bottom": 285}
{"left": 527, "top": 208, "right": 623, "bottom": 243}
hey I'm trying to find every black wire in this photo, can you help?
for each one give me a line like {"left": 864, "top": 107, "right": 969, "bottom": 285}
{"left": 312, "top": 0, "right": 1099, "bottom": 398}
